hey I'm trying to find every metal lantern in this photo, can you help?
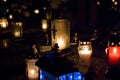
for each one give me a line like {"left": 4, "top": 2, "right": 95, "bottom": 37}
{"left": 78, "top": 40, "right": 93, "bottom": 66}
{"left": 11, "top": 21, "right": 23, "bottom": 38}
{"left": 51, "top": 19, "right": 70, "bottom": 51}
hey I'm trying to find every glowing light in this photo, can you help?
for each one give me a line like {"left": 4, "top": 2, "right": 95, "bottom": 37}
{"left": 42, "top": 19, "right": 48, "bottom": 32}
{"left": 16, "top": 22, "right": 22, "bottom": 26}
{"left": 9, "top": 14, "right": 13, "bottom": 19}
{"left": 70, "top": 75, "right": 73, "bottom": 78}
{"left": 113, "top": 47, "right": 117, "bottom": 53}
{"left": 2, "top": 0, "right": 7, "bottom": 2}
{"left": 107, "top": 46, "right": 120, "bottom": 65}
{"left": 59, "top": 72, "right": 83, "bottom": 80}
{"left": 12, "top": 22, "right": 23, "bottom": 37}
{"left": 97, "top": 1, "right": 100, "bottom": 6}
{"left": 30, "top": 69, "right": 35, "bottom": 74}
{"left": 78, "top": 41, "right": 92, "bottom": 66}
{"left": 79, "top": 46, "right": 92, "bottom": 55}
{"left": 2, "top": 39, "right": 9, "bottom": 48}
{"left": 26, "top": 59, "right": 39, "bottom": 79}
{"left": 57, "top": 38, "right": 65, "bottom": 50}
{"left": 0, "top": 17, "right": 8, "bottom": 28}
{"left": 51, "top": 19, "right": 70, "bottom": 51}
{"left": 114, "top": 1, "right": 118, "bottom": 5}
{"left": 14, "top": 31, "right": 21, "bottom": 37}
{"left": 78, "top": 76, "right": 82, "bottom": 79}
{"left": 34, "top": 9, "right": 39, "bottom": 14}
{"left": 43, "top": 7, "right": 47, "bottom": 10}
{"left": 119, "top": 42, "right": 120, "bottom": 45}
{"left": 112, "top": 0, "right": 115, "bottom": 2}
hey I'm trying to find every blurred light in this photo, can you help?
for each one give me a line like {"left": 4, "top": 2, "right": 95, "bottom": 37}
{"left": 59, "top": 72, "right": 83, "bottom": 80}
{"left": 105, "top": 31, "right": 120, "bottom": 66}
{"left": 24, "top": 11, "right": 31, "bottom": 17}
{"left": 12, "top": 21, "right": 23, "bottom": 38}
{"left": 1, "top": 39, "right": 9, "bottom": 48}
{"left": 16, "top": 22, "right": 23, "bottom": 26}
{"left": 2, "top": 0, "right": 7, "bottom": 2}
{"left": 57, "top": 38, "right": 65, "bottom": 50}
{"left": 97, "top": 1, "right": 100, "bottom": 6}
{"left": 42, "top": 19, "right": 48, "bottom": 32}
{"left": 30, "top": 69, "right": 35, "bottom": 75}
{"left": 6, "top": 9, "right": 9, "bottom": 13}
{"left": 114, "top": 1, "right": 118, "bottom": 5}
{"left": 112, "top": 0, "right": 115, "bottom": 2}
{"left": 0, "top": 17, "right": 8, "bottom": 29}
{"left": 119, "top": 42, "right": 120, "bottom": 45}
{"left": 34, "top": 9, "right": 39, "bottom": 14}
{"left": 43, "top": 7, "right": 47, "bottom": 10}
{"left": 9, "top": 14, "right": 13, "bottom": 19}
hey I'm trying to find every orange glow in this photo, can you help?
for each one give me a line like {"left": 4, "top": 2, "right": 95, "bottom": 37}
{"left": 26, "top": 59, "right": 39, "bottom": 79}
{"left": 51, "top": 19, "right": 70, "bottom": 51}
{"left": 42, "top": 19, "right": 48, "bottom": 31}
{"left": 57, "top": 38, "right": 65, "bottom": 50}
{"left": 14, "top": 31, "right": 20, "bottom": 37}
{"left": 0, "top": 17, "right": 8, "bottom": 28}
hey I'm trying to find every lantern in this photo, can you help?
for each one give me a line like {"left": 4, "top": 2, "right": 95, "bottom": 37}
{"left": 0, "top": 39, "right": 10, "bottom": 48}
{"left": 35, "top": 50, "right": 84, "bottom": 80}
{"left": 25, "top": 59, "right": 39, "bottom": 80}
{"left": 105, "top": 31, "right": 120, "bottom": 80}
{"left": 51, "top": 19, "right": 70, "bottom": 51}
{"left": 42, "top": 19, "right": 48, "bottom": 32}
{"left": 25, "top": 45, "right": 40, "bottom": 80}
{"left": 11, "top": 21, "right": 23, "bottom": 38}
{"left": 78, "top": 40, "right": 93, "bottom": 66}
{"left": 0, "top": 17, "right": 8, "bottom": 29}
{"left": 105, "top": 32, "right": 120, "bottom": 66}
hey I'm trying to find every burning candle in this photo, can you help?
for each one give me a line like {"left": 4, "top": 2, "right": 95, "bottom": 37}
{"left": 14, "top": 31, "right": 21, "bottom": 37}
{"left": 42, "top": 19, "right": 48, "bottom": 32}
{"left": 26, "top": 59, "right": 39, "bottom": 80}
{"left": 0, "top": 17, "right": 8, "bottom": 28}
{"left": 107, "top": 46, "right": 120, "bottom": 65}
{"left": 78, "top": 41, "right": 92, "bottom": 66}
{"left": 11, "top": 21, "right": 23, "bottom": 38}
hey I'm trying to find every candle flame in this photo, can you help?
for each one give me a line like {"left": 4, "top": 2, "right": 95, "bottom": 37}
{"left": 113, "top": 47, "right": 117, "bottom": 53}
{"left": 30, "top": 69, "right": 35, "bottom": 74}
{"left": 57, "top": 38, "right": 65, "bottom": 50}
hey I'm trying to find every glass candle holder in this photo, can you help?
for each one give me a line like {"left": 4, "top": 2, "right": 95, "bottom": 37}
{"left": 78, "top": 41, "right": 93, "bottom": 66}
{"left": 25, "top": 59, "right": 39, "bottom": 80}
